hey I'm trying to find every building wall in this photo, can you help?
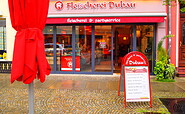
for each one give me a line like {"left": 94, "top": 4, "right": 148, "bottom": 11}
{"left": 156, "top": 21, "right": 167, "bottom": 48}
{"left": 1, "top": 0, "right": 169, "bottom": 64}
{"left": 171, "top": 1, "right": 179, "bottom": 67}
{"left": 0, "top": 0, "right": 16, "bottom": 61}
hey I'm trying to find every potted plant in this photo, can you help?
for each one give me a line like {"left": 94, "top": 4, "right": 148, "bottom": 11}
{"left": 154, "top": 35, "right": 176, "bottom": 82}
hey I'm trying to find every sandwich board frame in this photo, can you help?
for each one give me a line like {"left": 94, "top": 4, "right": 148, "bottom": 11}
{"left": 118, "top": 51, "right": 152, "bottom": 108}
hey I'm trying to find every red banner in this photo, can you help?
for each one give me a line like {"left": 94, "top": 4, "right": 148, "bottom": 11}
{"left": 46, "top": 17, "right": 164, "bottom": 24}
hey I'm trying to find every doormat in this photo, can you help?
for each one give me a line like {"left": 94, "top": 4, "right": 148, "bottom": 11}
{"left": 160, "top": 98, "right": 185, "bottom": 114}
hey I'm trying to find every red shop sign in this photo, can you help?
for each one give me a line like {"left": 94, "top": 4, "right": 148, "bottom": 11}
{"left": 61, "top": 56, "right": 80, "bottom": 72}
{"left": 46, "top": 17, "right": 164, "bottom": 24}
{"left": 122, "top": 51, "right": 149, "bottom": 66}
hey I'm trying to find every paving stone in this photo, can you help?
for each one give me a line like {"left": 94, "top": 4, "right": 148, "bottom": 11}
{"left": 1, "top": 74, "right": 185, "bottom": 113}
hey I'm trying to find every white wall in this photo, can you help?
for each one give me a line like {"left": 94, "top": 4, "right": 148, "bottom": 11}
{"left": 156, "top": 21, "right": 167, "bottom": 49}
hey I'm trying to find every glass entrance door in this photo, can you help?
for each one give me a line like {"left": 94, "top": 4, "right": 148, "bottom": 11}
{"left": 75, "top": 25, "right": 113, "bottom": 73}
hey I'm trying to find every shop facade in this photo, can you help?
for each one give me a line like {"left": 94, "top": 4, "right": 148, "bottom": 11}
{"left": 45, "top": 0, "right": 166, "bottom": 74}
{"left": 1, "top": 0, "right": 183, "bottom": 75}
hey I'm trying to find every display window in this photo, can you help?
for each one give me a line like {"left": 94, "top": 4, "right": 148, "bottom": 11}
{"left": 43, "top": 24, "right": 155, "bottom": 74}
{"left": 0, "top": 19, "right": 6, "bottom": 59}
{"left": 95, "top": 25, "right": 112, "bottom": 72}
{"left": 136, "top": 25, "right": 155, "bottom": 72}
{"left": 43, "top": 26, "right": 54, "bottom": 70}
{"left": 75, "top": 26, "right": 92, "bottom": 72}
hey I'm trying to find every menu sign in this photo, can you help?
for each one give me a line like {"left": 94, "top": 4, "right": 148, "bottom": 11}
{"left": 118, "top": 51, "right": 152, "bottom": 108}
{"left": 125, "top": 66, "right": 150, "bottom": 102}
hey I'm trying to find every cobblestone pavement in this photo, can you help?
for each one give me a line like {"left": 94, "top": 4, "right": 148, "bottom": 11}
{"left": 1, "top": 73, "right": 185, "bottom": 114}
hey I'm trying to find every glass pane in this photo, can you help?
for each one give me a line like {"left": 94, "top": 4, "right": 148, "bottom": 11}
{"left": 0, "top": 19, "right": 6, "bottom": 60}
{"left": 44, "top": 26, "right": 54, "bottom": 70}
{"left": 76, "top": 26, "right": 92, "bottom": 72}
{"left": 57, "top": 26, "right": 72, "bottom": 71}
{"left": 43, "top": 26, "right": 54, "bottom": 44}
{"left": 95, "top": 25, "right": 112, "bottom": 72}
{"left": 136, "top": 25, "right": 154, "bottom": 72}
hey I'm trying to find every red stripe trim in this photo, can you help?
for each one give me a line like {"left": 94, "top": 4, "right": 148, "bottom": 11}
{"left": 46, "top": 17, "right": 164, "bottom": 24}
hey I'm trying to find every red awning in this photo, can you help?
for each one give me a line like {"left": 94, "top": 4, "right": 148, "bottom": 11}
{"left": 46, "top": 17, "right": 164, "bottom": 24}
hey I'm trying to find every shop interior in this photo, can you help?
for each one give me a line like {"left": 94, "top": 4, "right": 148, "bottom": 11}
{"left": 44, "top": 24, "right": 154, "bottom": 73}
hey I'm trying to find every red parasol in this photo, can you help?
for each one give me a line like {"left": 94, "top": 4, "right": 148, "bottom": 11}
{"left": 8, "top": 0, "right": 51, "bottom": 84}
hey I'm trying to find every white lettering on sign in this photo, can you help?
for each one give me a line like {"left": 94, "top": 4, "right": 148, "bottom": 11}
{"left": 129, "top": 60, "right": 144, "bottom": 65}
{"left": 67, "top": 61, "right": 72, "bottom": 68}
{"left": 66, "top": 18, "right": 121, "bottom": 23}
{"left": 125, "top": 54, "right": 147, "bottom": 65}
{"left": 67, "top": 18, "right": 88, "bottom": 23}
{"left": 55, "top": 1, "right": 136, "bottom": 10}
{"left": 136, "top": 54, "right": 146, "bottom": 64}
{"left": 95, "top": 18, "right": 120, "bottom": 23}
{"left": 64, "top": 58, "right": 72, "bottom": 61}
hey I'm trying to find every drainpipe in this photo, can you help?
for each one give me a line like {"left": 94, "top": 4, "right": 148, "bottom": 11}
{"left": 176, "top": 0, "right": 179, "bottom": 67}
{"left": 166, "top": 4, "right": 169, "bottom": 49}
{"left": 168, "top": 3, "right": 172, "bottom": 63}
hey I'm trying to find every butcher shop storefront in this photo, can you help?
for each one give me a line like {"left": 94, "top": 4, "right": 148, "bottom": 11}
{"left": 44, "top": 0, "right": 166, "bottom": 74}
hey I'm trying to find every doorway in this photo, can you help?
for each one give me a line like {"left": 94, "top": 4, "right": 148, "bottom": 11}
{"left": 113, "top": 25, "right": 155, "bottom": 73}
{"left": 113, "top": 25, "right": 132, "bottom": 72}
{"left": 178, "top": 14, "right": 185, "bottom": 75}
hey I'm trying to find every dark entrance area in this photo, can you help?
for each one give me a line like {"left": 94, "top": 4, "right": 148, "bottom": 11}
{"left": 113, "top": 25, "right": 155, "bottom": 73}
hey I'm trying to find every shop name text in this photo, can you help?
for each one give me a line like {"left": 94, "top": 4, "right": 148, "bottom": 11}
{"left": 55, "top": 1, "right": 136, "bottom": 10}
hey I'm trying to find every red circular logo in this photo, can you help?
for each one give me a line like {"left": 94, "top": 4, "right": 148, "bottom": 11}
{"left": 55, "top": 1, "right": 63, "bottom": 10}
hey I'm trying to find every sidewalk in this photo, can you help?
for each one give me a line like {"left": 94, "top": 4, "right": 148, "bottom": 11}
{"left": 0, "top": 73, "right": 185, "bottom": 113}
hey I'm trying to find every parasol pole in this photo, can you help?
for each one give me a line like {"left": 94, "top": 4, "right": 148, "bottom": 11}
{"left": 28, "top": 82, "right": 34, "bottom": 114}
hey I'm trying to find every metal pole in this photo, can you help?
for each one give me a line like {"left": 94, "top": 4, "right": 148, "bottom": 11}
{"left": 29, "top": 82, "right": 34, "bottom": 114}
{"left": 168, "top": 2, "right": 172, "bottom": 63}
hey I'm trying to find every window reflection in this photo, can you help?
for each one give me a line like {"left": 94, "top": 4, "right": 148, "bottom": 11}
{"left": 76, "top": 26, "right": 92, "bottom": 72}
{"left": 44, "top": 26, "right": 54, "bottom": 70}
{"left": 136, "top": 25, "right": 154, "bottom": 72}
{"left": 95, "top": 25, "right": 112, "bottom": 72}
{"left": 56, "top": 26, "right": 72, "bottom": 71}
